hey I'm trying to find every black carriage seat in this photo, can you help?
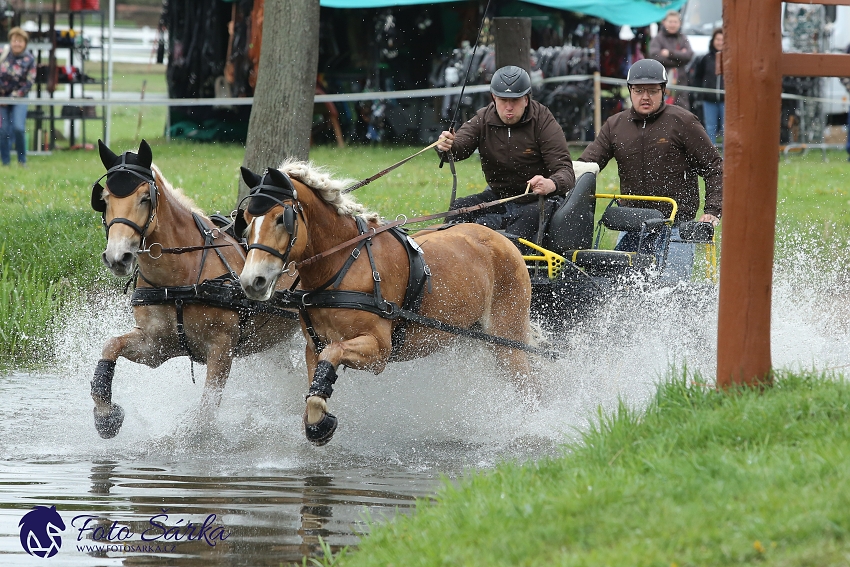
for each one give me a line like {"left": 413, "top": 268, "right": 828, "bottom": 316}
{"left": 562, "top": 206, "right": 665, "bottom": 275}
{"left": 566, "top": 206, "right": 667, "bottom": 273}
{"left": 542, "top": 167, "right": 598, "bottom": 254}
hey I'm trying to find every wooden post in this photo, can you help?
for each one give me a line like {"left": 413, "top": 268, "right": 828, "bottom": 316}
{"left": 716, "top": 0, "right": 783, "bottom": 389}
{"left": 493, "top": 17, "right": 531, "bottom": 72}
{"left": 716, "top": 0, "right": 850, "bottom": 389}
{"left": 593, "top": 71, "right": 602, "bottom": 136}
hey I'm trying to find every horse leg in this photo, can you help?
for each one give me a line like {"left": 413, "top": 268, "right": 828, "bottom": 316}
{"left": 487, "top": 301, "right": 539, "bottom": 402}
{"left": 303, "top": 336, "right": 385, "bottom": 446}
{"left": 92, "top": 328, "right": 170, "bottom": 439}
{"left": 196, "top": 347, "right": 234, "bottom": 422}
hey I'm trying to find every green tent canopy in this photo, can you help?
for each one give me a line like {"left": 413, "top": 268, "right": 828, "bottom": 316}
{"left": 319, "top": 0, "right": 687, "bottom": 27}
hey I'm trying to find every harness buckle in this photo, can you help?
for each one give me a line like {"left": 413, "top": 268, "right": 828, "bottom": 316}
{"left": 382, "top": 301, "right": 398, "bottom": 318}
{"left": 350, "top": 248, "right": 360, "bottom": 260}
{"left": 301, "top": 293, "right": 313, "bottom": 307}
{"left": 373, "top": 270, "right": 381, "bottom": 282}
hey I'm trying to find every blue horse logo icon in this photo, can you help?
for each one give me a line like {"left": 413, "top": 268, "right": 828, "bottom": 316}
{"left": 19, "top": 505, "right": 66, "bottom": 558}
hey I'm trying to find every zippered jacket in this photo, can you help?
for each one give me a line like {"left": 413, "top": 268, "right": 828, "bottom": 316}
{"left": 441, "top": 99, "right": 575, "bottom": 199}
{"left": 578, "top": 103, "right": 722, "bottom": 222}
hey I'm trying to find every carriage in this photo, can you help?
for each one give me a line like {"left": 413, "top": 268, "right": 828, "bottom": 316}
{"left": 514, "top": 165, "right": 719, "bottom": 330}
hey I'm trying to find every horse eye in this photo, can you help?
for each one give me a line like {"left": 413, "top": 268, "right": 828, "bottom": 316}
{"left": 275, "top": 214, "right": 285, "bottom": 226}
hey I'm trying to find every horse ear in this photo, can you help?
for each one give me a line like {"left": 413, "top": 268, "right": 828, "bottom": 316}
{"left": 98, "top": 139, "right": 118, "bottom": 169}
{"left": 267, "top": 168, "right": 289, "bottom": 187}
{"left": 241, "top": 166, "right": 262, "bottom": 189}
{"left": 235, "top": 207, "right": 249, "bottom": 238}
{"left": 137, "top": 139, "right": 153, "bottom": 168}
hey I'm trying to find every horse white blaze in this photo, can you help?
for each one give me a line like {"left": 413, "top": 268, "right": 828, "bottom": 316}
{"left": 251, "top": 215, "right": 265, "bottom": 243}
{"left": 242, "top": 215, "right": 279, "bottom": 301}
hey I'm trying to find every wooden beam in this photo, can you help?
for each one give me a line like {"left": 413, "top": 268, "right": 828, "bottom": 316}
{"left": 781, "top": 53, "right": 850, "bottom": 77}
{"left": 716, "top": 0, "right": 783, "bottom": 389}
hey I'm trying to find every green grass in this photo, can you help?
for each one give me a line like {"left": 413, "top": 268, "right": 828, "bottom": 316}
{"left": 95, "top": 62, "right": 169, "bottom": 95}
{"left": 319, "top": 370, "right": 850, "bottom": 566}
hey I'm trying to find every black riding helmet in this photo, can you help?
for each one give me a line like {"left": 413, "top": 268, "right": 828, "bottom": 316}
{"left": 490, "top": 65, "right": 532, "bottom": 98}
{"left": 626, "top": 59, "right": 668, "bottom": 86}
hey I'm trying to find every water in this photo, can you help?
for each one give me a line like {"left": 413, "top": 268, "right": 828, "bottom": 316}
{"left": 3, "top": 243, "right": 849, "bottom": 565}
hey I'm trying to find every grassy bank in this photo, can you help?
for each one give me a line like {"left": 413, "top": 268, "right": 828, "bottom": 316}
{"left": 322, "top": 370, "right": 850, "bottom": 566}
{"left": 1, "top": 141, "right": 847, "bottom": 366}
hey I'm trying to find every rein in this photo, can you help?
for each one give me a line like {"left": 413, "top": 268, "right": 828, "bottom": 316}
{"left": 292, "top": 187, "right": 533, "bottom": 270}
{"left": 138, "top": 241, "right": 235, "bottom": 259}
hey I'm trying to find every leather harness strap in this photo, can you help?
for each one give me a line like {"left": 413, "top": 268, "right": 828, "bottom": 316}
{"left": 130, "top": 213, "right": 297, "bottom": 365}
{"left": 293, "top": 216, "right": 558, "bottom": 360}
{"left": 296, "top": 217, "right": 430, "bottom": 359}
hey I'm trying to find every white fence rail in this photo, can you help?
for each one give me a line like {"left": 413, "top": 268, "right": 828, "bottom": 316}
{"left": 18, "top": 20, "right": 167, "bottom": 64}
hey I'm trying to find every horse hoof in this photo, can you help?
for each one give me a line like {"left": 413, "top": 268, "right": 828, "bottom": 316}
{"left": 304, "top": 412, "right": 338, "bottom": 446}
{"left": 93, "top": 404, "right": 125, "bottom": 439}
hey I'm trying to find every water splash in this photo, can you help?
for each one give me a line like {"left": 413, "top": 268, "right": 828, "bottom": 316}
{"left": 4, "top": 243, "right": 848, "bottom": 474}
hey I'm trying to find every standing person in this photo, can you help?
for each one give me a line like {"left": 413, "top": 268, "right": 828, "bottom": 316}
{"left": 649, "top": 10, "right": 693, "bottom": 109}
{"left": 0, "top": 27, "right": 36, "bottom": 167}
{"left": 578, "top": 59, "right": 722, "bottom": 283}
{"left": 435, "top": 65, "right": 575, "bottom": 241}
{"left": 692, "top": 28, "right": 725, "bottom": 144}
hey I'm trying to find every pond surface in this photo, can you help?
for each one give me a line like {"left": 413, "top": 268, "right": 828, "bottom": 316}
{"left": 2, "top": 263, "right": 847, "bottom": 565}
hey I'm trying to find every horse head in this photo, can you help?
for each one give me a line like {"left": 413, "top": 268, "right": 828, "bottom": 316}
{"left": 93, "top": 139, "right": 157, "bottom": 277}
{"left": 240, "top": 166, "right": 306, "bottom": 300}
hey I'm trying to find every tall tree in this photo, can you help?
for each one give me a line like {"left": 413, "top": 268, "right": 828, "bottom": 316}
{"left": 237, "top": 0, "right": 320, "bottom": 203}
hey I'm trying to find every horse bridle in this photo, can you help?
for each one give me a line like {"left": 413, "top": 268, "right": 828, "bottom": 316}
{"left": 244, "top": 181, "right": 304, "bottom": 268}
{"left": 91, "top": 155, "right": 159, "bottom": 240}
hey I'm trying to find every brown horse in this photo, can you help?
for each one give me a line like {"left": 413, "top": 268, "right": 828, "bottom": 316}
{"left": 238, "top": 161, "right": 535, "bottom": 446}
{"left": 90, "top": 140, "right": 300, "bottom": 439}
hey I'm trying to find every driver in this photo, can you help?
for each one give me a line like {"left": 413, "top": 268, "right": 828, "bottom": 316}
{"left": 435, "top": 65, "right": 575, "bottom": 241}
{"left": 578, "top": 58, "right": 723, "bottom": 282}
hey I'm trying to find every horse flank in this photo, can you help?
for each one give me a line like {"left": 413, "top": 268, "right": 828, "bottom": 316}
{"left": 278, "top": 157, "right": 380, "bottom": 223}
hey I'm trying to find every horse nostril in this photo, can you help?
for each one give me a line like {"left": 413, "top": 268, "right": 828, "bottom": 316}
{"left": 101, "top": 252, "right": 110, "bottom": 266}
{"left": 254, "top": 276, "right": 267, "bottom": 290}
{"left": 120, "top": 252, "right": 133, "bottom": 265}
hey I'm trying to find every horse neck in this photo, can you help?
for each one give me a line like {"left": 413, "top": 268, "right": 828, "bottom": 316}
{"left": 137, "top": 184, "right": 206, "bottom": 284}
{"left": 295, "top": 181, "right": 364, "bottom": 288}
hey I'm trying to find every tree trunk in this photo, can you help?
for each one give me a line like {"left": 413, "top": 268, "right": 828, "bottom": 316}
{"left": 237, "top": 0, "right": 320, "bottom": 204}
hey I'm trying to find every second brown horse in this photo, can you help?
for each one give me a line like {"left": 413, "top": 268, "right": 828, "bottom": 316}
{"left": 238, "top": 161, "right": 536, "bottom": 446}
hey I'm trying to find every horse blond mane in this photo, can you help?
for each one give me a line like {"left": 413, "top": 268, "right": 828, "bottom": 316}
{"left": 278, "top": 157, "right": 380, "bottom": 223}
{"left": 152, "top": 164, "right": 204, "bottom": 214}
